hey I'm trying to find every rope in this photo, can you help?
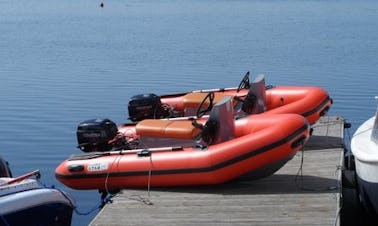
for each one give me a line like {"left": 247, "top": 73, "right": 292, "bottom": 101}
{"left": 147, "top": 154, "right": 152, "bottom": 203}
{"left": 334, "top": 195, "right": 342, "bottom": 226}
{"left": 103, "top": 139, "right": 153, "bottom": 206}
{"left": 334, "top": 164, "right": 344, "bottom": 226}
{"left": 294, "top": 119, "right": 344, "bottom": 225}
{"left": 294, "top": 147, "right": 305, "bottom": 190}
{"left": 117, "top": 152, "right": 153, "bottom": 206}
{"left": 294, "top": 145, "right": 340, "bottom": 192}
{"left": 36, "top": 179, "right": 113, "bottom": 216}
{"left": 133, "top": 148, "right": 153, "bottom": 205}
{"left": 325, "top": 116, "right": 330, "bottom": 142}
{"left": 104, "top": 152, "right": 123, "bottom": 195}
{"left": 0, "top": 180, "right": 113, "bottom": 225}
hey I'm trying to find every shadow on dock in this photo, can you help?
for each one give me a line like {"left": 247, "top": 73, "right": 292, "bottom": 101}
{"left": 143, "top": 174, "right": 338, "bottom": 195}
{"left": 304, "top": 135, "right": 344, "bottom": 150}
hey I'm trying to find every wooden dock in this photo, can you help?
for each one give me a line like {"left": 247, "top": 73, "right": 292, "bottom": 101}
{"left": 90, "top": 116, "right": 345, "bottom": 226}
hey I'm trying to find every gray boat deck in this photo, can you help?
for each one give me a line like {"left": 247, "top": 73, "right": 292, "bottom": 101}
{"left": 90, "top": 116, "right": 345, "bottom": 226}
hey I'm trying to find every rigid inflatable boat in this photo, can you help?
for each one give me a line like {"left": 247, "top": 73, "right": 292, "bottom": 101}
{"left": 127, "top": 72, "right": 332, "bottom": 125}
{"left": 55, "top": 96, "right": 310, "bottom": 190}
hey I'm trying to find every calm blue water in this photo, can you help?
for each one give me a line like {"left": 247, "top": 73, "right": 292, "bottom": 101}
{"left": 1, "top": 0, "right": 377, "bottom": 225}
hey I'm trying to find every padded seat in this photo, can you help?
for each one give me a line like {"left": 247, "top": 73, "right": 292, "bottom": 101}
{"left": 135, "top": 96, "right": 236, "bottom": 145}
{"left": 182, "top": 92, "right": 230, "bottom": 108}
{"left": 136, "top": 119, "right": 202, "bottom": 139}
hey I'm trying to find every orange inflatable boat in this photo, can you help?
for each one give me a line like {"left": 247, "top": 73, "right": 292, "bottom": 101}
{"left": 55, "top": 96, "right": 310, "bottom": 190}
{"left": 127, "top": 73, "right": 332, "bottom": 125}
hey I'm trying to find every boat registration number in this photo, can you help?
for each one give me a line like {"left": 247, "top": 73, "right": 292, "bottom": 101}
{"left": 87, "top": 162, "right": 108, "bottom": 172}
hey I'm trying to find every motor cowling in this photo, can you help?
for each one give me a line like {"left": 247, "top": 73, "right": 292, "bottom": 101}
{"left": 76, "top": 118, "right": 118, "bottom": 152}
{"left": 128, "top": 93, "right": 170, "bottom": 122}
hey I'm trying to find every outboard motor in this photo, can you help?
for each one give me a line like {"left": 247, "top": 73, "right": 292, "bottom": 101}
{"left": 128, "top": 93, "right": 170, "bottom": 122}
{"left": 76, "top": 118, "right": 118, "bottom": 152}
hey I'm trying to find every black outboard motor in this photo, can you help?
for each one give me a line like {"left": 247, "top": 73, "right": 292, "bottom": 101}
{"left": 76, "top": 118, "right": 118, "bottom": 152}
{"left": 128, "top": 93, "right": 170, "bottom": 122}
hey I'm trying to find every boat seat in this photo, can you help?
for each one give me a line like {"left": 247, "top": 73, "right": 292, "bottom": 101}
{"left": 135, "top": 119, "right": 202, "bottom": 139}
{"left": 136, "top": 96, "right": 236, "bottom": 143}
{"left": 182, "top": 92, "right": 230, "bottom": 108}
{"left": 242, "top": 74, "right": 266, "bottom": 114}
{"left": 200, "top": 96, "right": 235, "bottom": 145}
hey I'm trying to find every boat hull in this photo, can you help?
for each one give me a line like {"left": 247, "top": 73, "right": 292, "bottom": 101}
{"left": 0, "top": 179, "right": 75, "bottom": 226}
{"left": 351, "top": 116, "right": 378, "bottom": 216}
{"left": 356, "top": 175, "right": 378, "bottom": 216}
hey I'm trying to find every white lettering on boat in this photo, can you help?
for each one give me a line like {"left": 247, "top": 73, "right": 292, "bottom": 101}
{"left": 87, "top": 162, "right": 108, "bottom": 172}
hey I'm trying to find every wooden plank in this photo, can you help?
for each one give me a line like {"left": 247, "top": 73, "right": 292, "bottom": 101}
{"left": 90, "top": 116, "right": 344, "bottom": 226}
